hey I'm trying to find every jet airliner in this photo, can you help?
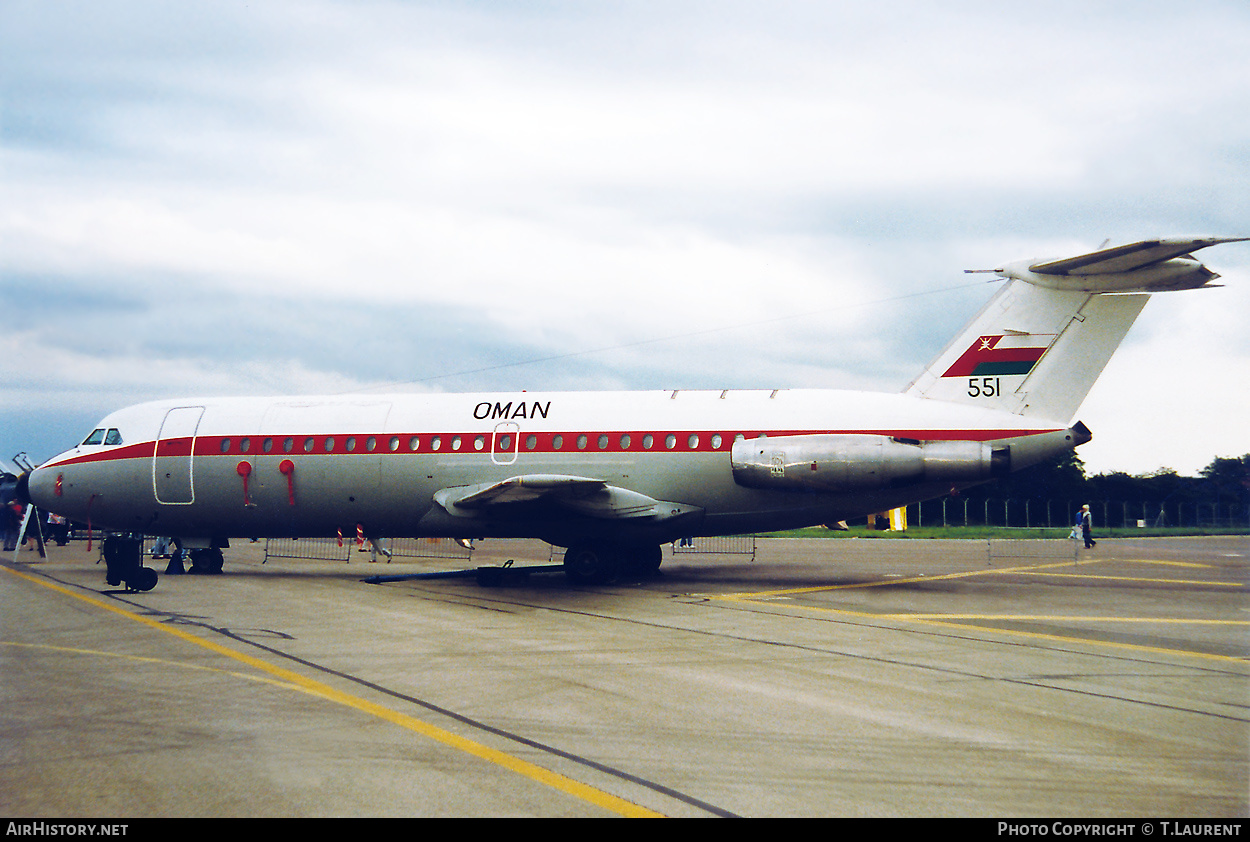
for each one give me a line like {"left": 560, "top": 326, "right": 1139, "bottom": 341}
{"left": 17, "top": 237, "right": 1246, "bottom": 589}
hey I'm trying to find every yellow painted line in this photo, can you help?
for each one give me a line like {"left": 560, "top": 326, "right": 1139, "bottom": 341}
{"left": 2, "top": 565, "right": 662, "bottom": 818}
{"left": 705, "top": 558, "right": 1249, "bottom": 664}
{"left": 1117, "top": 559, "right": 1220, "bottom": 569}
{"left": 717, "top": 557, "right": 1096, "bottom": 600}
{"left": 905, "top": 617, "right": 1250, "bottom": 665}
{"left": 871, "top": 614, "right": 1250, "bottom": 625}
{"left": 1014, "top": 571, "right": 1243, "bottom": 587}
{"left": 0, "top": 641, "right": 310, "bottom": 692}
{"left": 718, "top": 556, "right": 1244, "bottom": 602}
{"left": 717, "top": 597, "right": 1250, "bottom": 664}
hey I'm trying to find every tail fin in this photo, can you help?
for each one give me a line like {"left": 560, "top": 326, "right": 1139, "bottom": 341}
{"left": 904, "top": 237, "right": 1245, "bottom": 422}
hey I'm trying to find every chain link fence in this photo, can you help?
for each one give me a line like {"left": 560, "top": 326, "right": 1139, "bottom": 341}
{"left": 911, "top": 498, "right": 1250, "bottom": 530}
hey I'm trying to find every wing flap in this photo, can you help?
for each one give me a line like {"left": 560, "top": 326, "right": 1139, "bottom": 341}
{"left": 434, "top": 474, "right": 701, "bottom": 521}
{"left": 439, "top": 474, "right": 606, "bottom": 509}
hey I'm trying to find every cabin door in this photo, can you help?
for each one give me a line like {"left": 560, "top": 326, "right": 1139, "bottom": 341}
{"left": 154, "top": 406, "right": 204, "bottom": 504}
{"left": 491, "top": 421, "right": 520, "bottom": 466}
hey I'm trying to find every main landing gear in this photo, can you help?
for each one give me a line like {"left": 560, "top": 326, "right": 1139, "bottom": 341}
{"left": 562, "top": 542, "right": 662, "bottom": 585}
{"left": 187, "top": 548, "right": 224, "bottom": 575}
{"left": 165, "top": 546, "right": 224, "bottom": 575}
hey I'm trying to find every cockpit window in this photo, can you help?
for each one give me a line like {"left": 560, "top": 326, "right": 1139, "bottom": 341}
{"left": 81, "top": 428, "right": 123, "bottom": 446}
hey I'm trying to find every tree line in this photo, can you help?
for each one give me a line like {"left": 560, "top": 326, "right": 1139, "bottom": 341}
{"left": 918, "top": 452, "right": 1250, "bottom": 529}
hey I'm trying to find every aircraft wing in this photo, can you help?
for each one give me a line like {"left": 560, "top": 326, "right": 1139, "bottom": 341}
{"left": 1029, "top": 237, "right": 1250, "bottom": 276}
{"left": 437, "top": 474, "right": 606, "bottom": 509}
{"left": 433, "top": 474, "right": 701, "bottom": 521}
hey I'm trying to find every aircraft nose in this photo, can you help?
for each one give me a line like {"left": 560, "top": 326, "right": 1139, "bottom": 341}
{"left": 15, "top": 471, "right": 32, "bottom": 506}
{"left": 23, "top": 465, "right": 59, "bottom": 511}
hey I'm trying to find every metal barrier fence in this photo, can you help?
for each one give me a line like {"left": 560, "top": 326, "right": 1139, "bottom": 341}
{"left": 672, "top": 535, "right": 757, "bottom": 561}
{"left": 263, "top": 536, "right": 473, "bottom": 563}
{"left": 264, "top": 537, "right": 352, "bottom": 562}
{"left": 986, "top": 538, "right": 1078, "bottom": 565}
{"left": 380, "top": 537, "right": 474, "bottom": 561}
{"left": 546, "top": 536, "right": 757, "bottom": 562}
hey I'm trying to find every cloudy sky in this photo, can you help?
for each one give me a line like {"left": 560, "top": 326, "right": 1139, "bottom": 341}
{"left": 2, "top": 0, "right": 1248, "bottom": 478}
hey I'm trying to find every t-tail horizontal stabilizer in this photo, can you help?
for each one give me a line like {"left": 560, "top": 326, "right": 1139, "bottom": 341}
{"left": 905, "top": 237, "right": 1246, "bottom": 422}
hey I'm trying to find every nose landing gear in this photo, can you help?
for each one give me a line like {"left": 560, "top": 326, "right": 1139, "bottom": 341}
{"left": 101, "top": 535, "right": 158, "bottom": 592}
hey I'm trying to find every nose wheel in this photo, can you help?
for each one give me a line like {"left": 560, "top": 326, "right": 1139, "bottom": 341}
{"left": 101, "top": 535, "right": 158, "bottom": 592}
{"left": 126, "top": 566, "right": 158, "bottom": 592}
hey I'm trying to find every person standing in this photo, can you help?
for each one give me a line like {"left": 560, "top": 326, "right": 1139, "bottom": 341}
{"left": 2, "top": 500, "right": 20, "bottom": 552}
{"left": 1080, "top": 504, "right": 1096, "bottom": 549}
{"left": 47, "top": 512, "right": 69, "bottom": 546}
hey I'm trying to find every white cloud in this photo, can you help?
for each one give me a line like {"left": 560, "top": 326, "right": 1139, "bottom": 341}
{"left": 2, "top": 0, "right": 1249, "bottom": 477}
{"left": 1076, "top": 264, "right": 1250, "bottom": 476}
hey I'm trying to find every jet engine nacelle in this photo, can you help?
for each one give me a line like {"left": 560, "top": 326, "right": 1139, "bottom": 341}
{"left": 730, "top": 434, "right": 1008, "bottom": 492}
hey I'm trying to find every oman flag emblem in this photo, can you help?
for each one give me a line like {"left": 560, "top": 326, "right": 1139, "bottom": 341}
{"left": 941, "top": 334, "right": 1055, "bottom": 378}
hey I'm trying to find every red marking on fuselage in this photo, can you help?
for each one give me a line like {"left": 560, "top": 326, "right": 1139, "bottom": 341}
{"left": 48, "top": 427, "right": 1063, "bottom": 468}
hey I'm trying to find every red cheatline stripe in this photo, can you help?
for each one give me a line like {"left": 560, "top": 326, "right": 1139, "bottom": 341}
{"left": 45, "top": 427, "right": 1062, "bottom": 467}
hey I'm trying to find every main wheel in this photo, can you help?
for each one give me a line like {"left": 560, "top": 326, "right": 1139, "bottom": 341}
{"left": 188, "top": 548, "right": 224, "bottom": 574}
{"left": 618, "top": 544, "right": 663, "bottom": 578}
{"left": 563, "top": 543, "right": 620, "bottom": 585}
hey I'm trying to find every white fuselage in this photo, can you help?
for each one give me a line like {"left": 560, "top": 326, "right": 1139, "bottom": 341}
{"left": 27, "top": 387, "right": 1078, "bottom": 548}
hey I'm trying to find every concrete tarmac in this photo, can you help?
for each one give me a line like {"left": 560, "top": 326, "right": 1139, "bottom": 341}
{"left": 2, "top": 534, "right": 1247, "bottom": 817}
